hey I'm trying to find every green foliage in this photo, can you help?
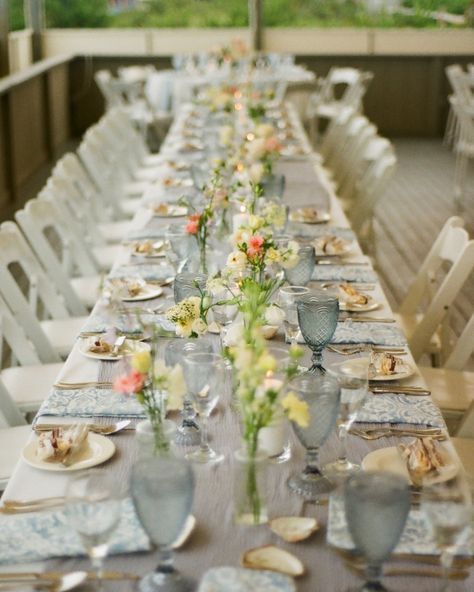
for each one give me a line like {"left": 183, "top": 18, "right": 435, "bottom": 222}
{"left": 45, "top": 0, "right": 109, "bottom": 28}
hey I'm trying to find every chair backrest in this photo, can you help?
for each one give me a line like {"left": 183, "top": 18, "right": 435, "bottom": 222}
{"left": 445, "top": 314, "right": 474, "bottom": 370}
{"left": 15, "top": 198, "right": 99, "bottom": 280}
{"left": 399, "top": 217, "right": 474, "bottom": 361}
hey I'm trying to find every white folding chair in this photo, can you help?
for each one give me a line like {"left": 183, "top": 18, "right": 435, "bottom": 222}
{"left": 395, "top": 217, "right": 474, "bottom": 362}
{"left": 0, "top": 222, "right": 87, "bottom": 359}
{"left": 0, "top": 294, "right": 63, "bottom": 413}
{"left": 15, "top": 201, "right": 104, "bottom": 311}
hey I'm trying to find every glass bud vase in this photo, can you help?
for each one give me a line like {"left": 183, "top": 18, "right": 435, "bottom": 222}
{"left": 136, "top": 418, "right": 177, "bottom": 457}
{"left": 233, "top": 448, "right": 269, "bottom": 526}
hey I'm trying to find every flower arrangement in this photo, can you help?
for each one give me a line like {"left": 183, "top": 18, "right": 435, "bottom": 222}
{"left": 113, "top": 351, "right": 186, "bottom": 454}
{"left": 226, "top": 279, "right": 308, "bottom": 523}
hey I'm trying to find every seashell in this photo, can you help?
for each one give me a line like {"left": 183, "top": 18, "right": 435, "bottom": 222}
{"left": 269, "top": 516, "right": 319, "bottom": 543}
{"left": 262, "top": 325, "right": 278, "bottom": 339}
{"left": 241, "top": 545, "right": 305, "bottom": 577}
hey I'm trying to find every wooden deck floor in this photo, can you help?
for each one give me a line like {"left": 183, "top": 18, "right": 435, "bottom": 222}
{"left": 373, "top": 138, "right": 473, "bottom": 342}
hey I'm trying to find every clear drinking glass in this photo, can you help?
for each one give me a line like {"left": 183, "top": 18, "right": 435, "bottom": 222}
{"left": 164, "top": 338, "right": 213, "bottom": 447}
{"left": 287, "top": 372, "right": 341, "bottom": 499}
{"left": 173, "top": 272, "right": 207, "bottom": 303}
{"left": 323, "top": 358, "right": 369, "bottom": 477}
{"left": 284, "top": 245, "right": 315, "bottom": 286}
{"left": 297, "top": 290, "right": 339, "bottom": 374}
{"left": 344, "top": 472, "right": 411, "bottom": 592}
{"left": 278, "top": 285, "right": 310, "bottom": 345}
{"left": 183, "top": 352, "right": 225, "bottom": 464}
{"left": 131, "top": 456, "right": 195, "bottom": 592}
{"left": 421, "top": 475, "right": 472, "bottom": 592}
{"left": 65, "top": 470, "right": 123, "bottom": 589}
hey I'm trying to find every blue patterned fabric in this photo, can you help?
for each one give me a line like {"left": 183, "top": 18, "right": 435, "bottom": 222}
{"left": 37, "top": 388, "right": 146, "bottom": 418}
{"left": 327, "top": 495, "right": 474, "bottom": 556}
{"left": 312, "top": 265, "right": 377, "bottom": 283}
{"left": 356, "top": 394, "right": 444, "bottom": 427}
{"left": 0, "top": 499, "right": 150, "bottom": 564}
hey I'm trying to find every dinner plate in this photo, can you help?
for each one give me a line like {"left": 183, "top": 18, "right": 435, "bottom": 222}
{"left": 342, "top": 357, "right": 415, "bottom": 381}
{"left": 22, "top": 433, "right": 116, "bottom": 472}
{"left": 339, "top": 297, "right": 380, "bottom": 313}
{"left": 289, "top": 209, "right": 331, "bottom": 224}
{"left": 362, "top": 446, "right": 458, "bottom": 486}
{"left": 79, "top": 337, "right": 150, "bottom": 361}
{"left": 151, "top": 204, "right": 188, "bottom": 218}
{"left": 120, "top": 284, "right": 163, "bottom": 302}
{"left": 131, "top": 240, "right": 166, "bottom": 259}
{"left": 313, "top": 237, "right": 354, "bottom": 257}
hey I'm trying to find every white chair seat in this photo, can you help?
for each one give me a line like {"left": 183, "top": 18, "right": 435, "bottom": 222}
{"left": 98, "top": 220, "right": 132, "bottom": 244}
{"left": 419, "top": 366, "right": 474, "bottom": 412}
{"left": 91, "top": 244, "right": 123, "bottom": 273}
{"left": 0, "top": 425, "right": 32, "bottom": 486}
{"left": 451, "top": 437, "right": 474, "bottom": 478}
{"left": 2, "top": 363, "right": 64, "bottom": 413}
{"left": 40, "top": 317, "right": 88, "bottom": 358}
{"left": 71, "top": 276, "right": 103, "bottom": 309}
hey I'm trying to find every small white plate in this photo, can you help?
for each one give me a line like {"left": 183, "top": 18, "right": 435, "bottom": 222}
{"left": 339, "top": 298, "right": 380, "bottom": 313}
{"left": 151, "top": 204, "right": 188, "bottom": 218}
{"left": 22, "top": 433, "right": 115, "bottom": 472}
{"left": 342, "top": 356, "right": 415, "bottom": 381}
{"left": 289, "top": 209, "right": 330, "bottom": 224}
{"left": 120, "top": 284, "right": 163, "bottom": 302}
{"left": 362, "top": 446, "right": 458, "bottom": 485}
{"left": 79, "top": 337, "right": 150, "bottom": 361}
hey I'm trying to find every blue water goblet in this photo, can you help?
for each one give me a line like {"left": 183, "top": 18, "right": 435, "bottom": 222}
{"left": 287, "top": 373, "right": 341, "bottom": 499}
{"left": 297, "top": 290, "right": 339, "bottom": 374}
{"left": 344, "top": 472, "right": 411, "bottom": 592}
{"left": 284, "top": 245, "right": 315, "bottom": 286}
{"left": 131, "top": 456, "right": 195, "bottom": 592}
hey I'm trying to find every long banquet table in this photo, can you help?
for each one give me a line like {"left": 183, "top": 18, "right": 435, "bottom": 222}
{"left": 1, "top": 102, "right": 472, "bottom": 591}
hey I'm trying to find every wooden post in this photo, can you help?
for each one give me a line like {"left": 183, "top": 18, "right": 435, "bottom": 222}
{"left": 248, "top": 0, "right": 263, "bottom": 52}
{"left": 24, "top": 0, "right": 44, "bottom": 62}
{"left": 0, "top": 0, "right": 9, "bottom": 77}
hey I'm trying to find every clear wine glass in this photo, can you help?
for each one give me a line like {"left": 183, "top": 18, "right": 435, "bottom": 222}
{"left": 297, "top": 290, "right": 339, "bottom": 374}
{"left": 421, "top": 474, "right": 472, "bottom": 592}
{"left": 131, "top": 456, "right": 195, "bottom": 592}
{"left": 183, "top": 352, "right": 225, "bottom": 464}
{"left": 323, "top": 357, "right": 369, "bottom": 478}
{"left": 164, "top": 338, "right": 213, "bottom": 447}
{"left": 284, "top": 245, "right": 315, "bottom": 286}
{"left": 287, "top": 372, "right": 341, "bottom": 499}
{"left": 278, "top": 285, "right": 310, "bottom": 345}
{"left": 65, "top": 470, "right": 123, "bottom": 589}
{"left": 344, "top": 471, "right": 411, "bottom": 592}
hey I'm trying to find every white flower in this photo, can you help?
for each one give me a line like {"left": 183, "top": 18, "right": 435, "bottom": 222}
{"left": 219, "top": 125, "right": 234, "bottom": 147}
{"left": 255, "top": 123, "right": 275, "bottom": 139}
{"left": 264, "top": 304, "right": 285, "bottom": 326}
{"left": 226, "top": 250, "right": 247, "bottom": 270}
{"left": 223, "top": 321, "right": 244, "bottom": 347}
{"left": 247, "top": 138, "right": 266, "bottom": 161}
{"left": 249, "top": 162, "right": 264, "bottom": 184}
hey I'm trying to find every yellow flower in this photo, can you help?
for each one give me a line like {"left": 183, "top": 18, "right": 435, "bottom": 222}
{"left": 281, "top": 392, "right": 310, "bottom": 428}
{"left": 131, "top": 351, "right": 151, "bottom": 373}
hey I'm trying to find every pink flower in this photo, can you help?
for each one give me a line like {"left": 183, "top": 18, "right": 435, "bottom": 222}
{"left": 185, "top": 220, "right": 199, "bottom": 235}
{"left": 265, "top": 136, "right": 282, "bottom": 153}
{"left": 113, "top": 370, "right": 144, "bottom": 395}
{"left": 247, "top": 234, "right": 264, "bottom": 257}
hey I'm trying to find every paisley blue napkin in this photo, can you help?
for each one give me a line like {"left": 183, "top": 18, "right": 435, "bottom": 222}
{"left": 37, "top": 388, "right": 146, "bottom": 419}
{"left": 0, "top": 499, "right": 150, "bottom": 565}
{"left": 312, "top": 265, "right": 377, "bottom": 283}
{"left": 356, "top": 394, "right": 444, "bottom": 427}
{"left": 110, "top": 263, "right": 174, "bottom": 282}
{"left": 331, "top": 321, "right": 407, "bottom": 346}
{"left": 327, "top": 495, "right": 474, "bottom": 556}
